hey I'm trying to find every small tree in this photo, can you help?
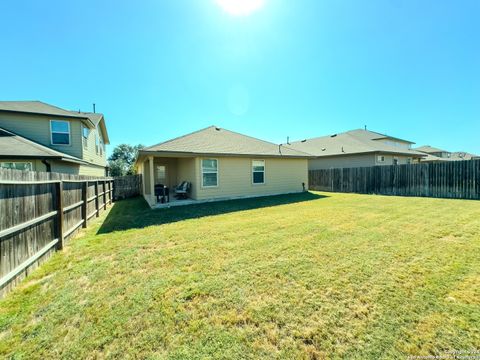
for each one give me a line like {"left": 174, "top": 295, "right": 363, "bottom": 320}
{"left": 108, "top": 144, "right": 144, "bottom": 177}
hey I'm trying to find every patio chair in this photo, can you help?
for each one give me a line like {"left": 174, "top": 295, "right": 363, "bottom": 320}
{"left": 154, "top": 184, "right": 169, "bottom": 203}
{"left": 174, "top": 181, "right": 190, "bottom": 199}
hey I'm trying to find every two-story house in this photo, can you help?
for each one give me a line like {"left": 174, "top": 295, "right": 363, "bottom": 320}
{"left": 0, "top": 101, "right": 109, "bottom": 176}
{"left": 287, "top": 129, "right": 425, "bottom": 169}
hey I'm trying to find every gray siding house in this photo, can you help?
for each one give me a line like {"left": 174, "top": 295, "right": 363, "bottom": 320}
{"left": 287, "top": 129, "right": 425, "bottom": 170}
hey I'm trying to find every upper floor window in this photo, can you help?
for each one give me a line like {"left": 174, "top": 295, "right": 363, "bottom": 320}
{"left": 82, "top": 126, "right": 89, "bottom": 149}
{"left": 201, "top": 159, "right": 218, "bottom": 187}
{"left": 252, "top": 160, "right": 265, "bottom": 184}
{"left": 50, "top": 120, "right": 70, "bottom": 145}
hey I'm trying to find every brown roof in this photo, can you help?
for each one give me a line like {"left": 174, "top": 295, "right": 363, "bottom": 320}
{"left": 140, "top": 126, "right": 312, "bottom": 158}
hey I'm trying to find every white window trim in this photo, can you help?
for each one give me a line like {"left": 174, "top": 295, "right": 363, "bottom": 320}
{"left": 201, "top": 158, "right": 219, "bottom": 188}
{"left": 377, "top": 155, "right": 385, "bottom": 163}
{"left": 1, "top": 161, "right": 33, "bottom": 171}
{"left": 50, "top": 120, "right": 71, "bottom": 146}
{"left": 252, "top": 159, "right": 265, "bottom": 185}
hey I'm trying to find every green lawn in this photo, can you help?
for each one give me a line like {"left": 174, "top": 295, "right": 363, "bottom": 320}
{"left": 1, "top": 192, "right": 479, "bottom": 359}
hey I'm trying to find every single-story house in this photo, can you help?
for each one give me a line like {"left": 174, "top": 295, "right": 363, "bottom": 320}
{"left": 135, "top": 126, "right": 312, "bottom": 207}
{"left": 286, "top": 129, "right": 426, "bottom": 170}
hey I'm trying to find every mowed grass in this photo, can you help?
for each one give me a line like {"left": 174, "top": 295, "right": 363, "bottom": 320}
{"left": 1, "top": 192, "right": 480, "bottom": 359}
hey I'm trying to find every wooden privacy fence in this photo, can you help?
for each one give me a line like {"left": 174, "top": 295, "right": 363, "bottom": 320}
{"left": 113, "top": 174, "right": 142, "bottom": 200}
{"left": 309, "top": 160, "right": 480, "bottom": 200}
{"left": 0, "top": 168, "right": 114, "bottom": 297}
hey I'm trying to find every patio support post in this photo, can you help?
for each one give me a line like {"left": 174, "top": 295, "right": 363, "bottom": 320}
{"left": 141, "top": 162, "right": 146, "bottom": 196}
{"left": 149, "top": 156, "right": 155, "bottom": 205}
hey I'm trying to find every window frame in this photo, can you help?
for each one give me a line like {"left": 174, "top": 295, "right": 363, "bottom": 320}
{"left": 50, "top": 120, "right": 71, "bottom": 146}
{"left": 377, "top": 155, "right": 385, "bottom": 163}
{"left": 201, "top": 158, "right": 219, "bottom": 188}
{"left": 252, "top": 159, "right": 265, "bottom": 185}
{"left": 0, "top": 161, "right": 33, "bottom": 171}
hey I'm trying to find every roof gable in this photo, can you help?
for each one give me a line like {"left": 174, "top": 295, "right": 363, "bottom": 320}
{"left": 141, "top": 126, "right": 311, "bottom": 157}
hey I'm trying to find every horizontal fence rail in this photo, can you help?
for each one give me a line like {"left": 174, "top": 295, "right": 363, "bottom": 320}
{"left": 0, "top": 168, "right": 115, "bottom": 297}
{"left": 309, "top": 159, "right": 480, "bottom": 200}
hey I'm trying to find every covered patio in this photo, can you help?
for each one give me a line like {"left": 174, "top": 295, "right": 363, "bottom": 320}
{"left": 137, "top": 154, "right": 196, "bottom": 207}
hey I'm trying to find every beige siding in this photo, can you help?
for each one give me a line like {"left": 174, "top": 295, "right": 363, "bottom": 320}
{"left": 195, "top": 157, "right": 308, "bottom": 201}
{"left": 78, "top": 164, "right": 106, "bottom": 177}
{"left": 177, "top": 157, "right": 197, "bottom": 199}
{"left": 309, "top": 154, "right": 376, "bottom": 170}
{"left": 49, "top": 161, "right": 80, "bottom": 175}
{"left": 310, "top": 153, "right": 414, "bottom": 169}
{"left": 0, "top": 112, "right": 107, "bottom": 170}
{"left": 375, "top": 154, "right": 413, "bottom": 165}
{"left": 0, "top": 112, "right": 83, "bottom": 159}
{"left": 80, "top": 123, "right": 107, "bottom": 167}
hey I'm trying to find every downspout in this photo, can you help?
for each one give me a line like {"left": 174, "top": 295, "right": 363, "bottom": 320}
{"left": 41, "top": 159, "right": 51, "bottom": 172}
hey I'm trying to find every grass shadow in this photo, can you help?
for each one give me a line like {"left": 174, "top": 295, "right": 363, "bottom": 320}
{"left": 97, "top": 192, "right": 327, "bottom": 234}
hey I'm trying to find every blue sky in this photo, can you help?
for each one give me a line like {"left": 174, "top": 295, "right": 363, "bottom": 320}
{"left": 1, "top": 0, "right": 479, "bottom": 154}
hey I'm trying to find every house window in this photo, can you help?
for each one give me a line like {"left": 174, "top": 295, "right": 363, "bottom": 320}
{"left": 377, "top": 155, "right": 385, "bottom": 163}
{"left": 156, "top": 165, "right": 166, "bottom": 185}
{"left": 393, "top": 157, "right": 399, "bottom": 165}
{"left": 252, "top": 160, "right": 265, "bottom": 184}
{"left": 201, "top": 159, "right": 218, "bottom": 187}
{"left": 50, "top": 120, "right": 70, "bottom": 145}
{"left": 82, "top": 126, "right": 89, "bottom": 149}
{"left": 1, "top": 162, "right": 32, "bottom": 171}
{"left": 406, "top": 158, "right": 412, "bottom": 164}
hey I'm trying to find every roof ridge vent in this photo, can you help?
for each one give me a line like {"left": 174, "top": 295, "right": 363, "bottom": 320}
{"left": 301, "top": 139, "right": 307, "bottom": 143}
{"left": 215, "top": 127, "right": 221, "bottom": 131}
{"left": 330, "top": 134, "right": 337, "bottom": 138}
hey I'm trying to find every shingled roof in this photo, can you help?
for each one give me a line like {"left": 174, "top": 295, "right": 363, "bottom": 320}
{"left": 140, "top": 126, "right": 312, "bottom": 158}
{"left": 0, "top": 127, "right": 86, "bottom": 164}
{"left": 0, "top": 101, "right": 110, "bottom": 143}
{"left": 287, "top": 129, "right": 425, "bottom": 157}
{"left": 414, "top": 145, "right": 449, "bottom": 154}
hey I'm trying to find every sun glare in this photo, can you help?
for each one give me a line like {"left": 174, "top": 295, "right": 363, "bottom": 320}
{"left": 216, "top": 0, "right": 265, "bottom": 16}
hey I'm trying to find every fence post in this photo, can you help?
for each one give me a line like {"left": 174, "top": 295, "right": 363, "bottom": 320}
{"left": 108, "top": 180, "right": 112, "bottom": 204}
{"left": 55, "top": 181, "right": 64, "bottom": 250}
{"left": 103, "top": 180, "right": 107, "bottom": 210}
{"left": 95, "top": 181, "right": 99, "bottom": 217}
{"left": 81, "top": 181, "right": 88, "bottom": 228}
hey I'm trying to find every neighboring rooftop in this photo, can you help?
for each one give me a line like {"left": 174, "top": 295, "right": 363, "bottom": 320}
{"left": 287, "top": 129, "right": 425, "bottom": 157}
{"left": 140, "top": 126, "right": 313, "bottom": 158}
{"left": 450, "top": 152, "right": 479, "bottom": 161}
{"left": 414, "top": 145, "right": 449, "bottom": 154}
{"left": 0, "top": 127, "right": 86, "bottom": 164}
